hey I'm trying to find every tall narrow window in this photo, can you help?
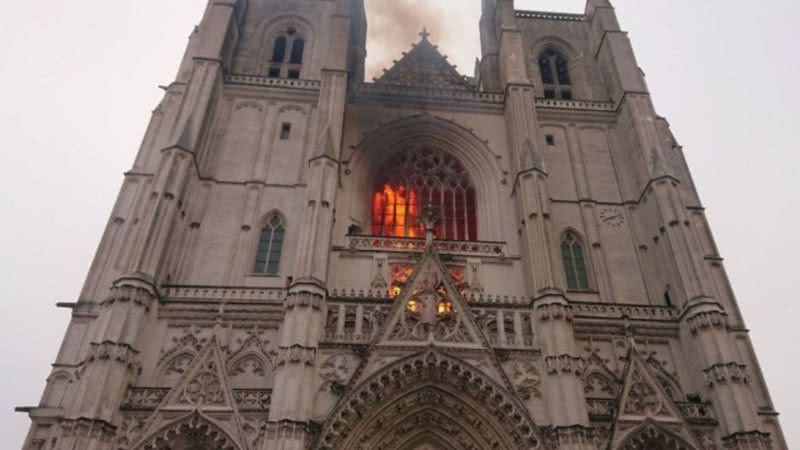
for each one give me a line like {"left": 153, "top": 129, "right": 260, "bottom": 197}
{"left": 268, "top": 27, "right": 306, "bottom": 79}
{"left": 371, "top": 147, "right": 477, "bottom": 241}
{"left": 561, "top": 231, "right": 590, "bottom": 290}
{"left": 254, "top": 214, "right": 286, "bottom": 275}
{"left": 539, "top": 49, "right": 573, "bottom": 100}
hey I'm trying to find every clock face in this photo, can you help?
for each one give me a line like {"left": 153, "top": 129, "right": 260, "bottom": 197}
{"left": 599, "top": 207, "right": 624, "bottom": 227}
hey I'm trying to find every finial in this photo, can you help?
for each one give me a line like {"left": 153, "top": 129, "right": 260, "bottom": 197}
{"left": 419, "top": 27, "right": 431, "bottom": 41}
{"left": 421, "top": 203, "right": 440, "bottom": 245}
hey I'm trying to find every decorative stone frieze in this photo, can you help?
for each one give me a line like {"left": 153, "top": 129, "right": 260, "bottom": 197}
{"left": 687, "top": 310, "right": 728, "bottom": 333}
{"left": 703, "top": 362, "right": 750, "bottom": 387}
{"left": 103, "top": 284, "right": 156, "bottom": 309}
{"left": 284, "top": 292, "right": 324, "bottom": 311}
{"left": 535, "top": 301, "right": 574, "bottom": 322}
{"left": 721, "top": 431, "right": 772, "bottom": 450}
{"left": 58, "top": 418, "right": 117, "bottom": 443}
{"left": 274, "top": 345, "right": 317, "bottom": 367}
{"left": 544, "top": 354, "right": 586, "bottom": 375}
{"left": 86, "top": 341, "right": 141, "bottom": 372}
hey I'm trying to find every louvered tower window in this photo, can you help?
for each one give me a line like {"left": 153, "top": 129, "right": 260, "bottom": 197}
{"left": 268, "top": 27, "right": 306, "bottom": 79}
{"left": 539, "top": 49, "right": 572, "bottom": 100}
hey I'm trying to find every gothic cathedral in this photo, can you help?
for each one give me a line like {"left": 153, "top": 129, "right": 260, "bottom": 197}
{"left": 19, "top": 1, "right": 787, "bottom": 449}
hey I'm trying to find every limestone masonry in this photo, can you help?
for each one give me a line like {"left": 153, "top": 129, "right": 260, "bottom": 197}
{"left": 19, "top": 1, "right": 787, "bottom": 449}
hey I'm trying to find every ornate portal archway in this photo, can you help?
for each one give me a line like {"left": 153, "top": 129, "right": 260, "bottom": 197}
{"left": 314, "top": 350, "right": 542, "bottom": 450}
{"left": 132, "top": 412, "right": 242, "bottom": 450}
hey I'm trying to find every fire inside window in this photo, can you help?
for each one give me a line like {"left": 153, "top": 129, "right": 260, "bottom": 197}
{"left": 372, "top": 147, "right": 477, "bottom": 241}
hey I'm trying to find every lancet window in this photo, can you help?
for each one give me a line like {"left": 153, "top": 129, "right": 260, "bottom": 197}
{"left": 561, "top": 231, "right": 590, "bottom": 290}
{"left": 268, "top": 26, "right": 306, "bottom": 79}
{"left": 539, "top": 49, "right": 572, "bottom": 100}
{"left": 254, "top": 214, "right": 285, "bottom": 275}
{"left": 372, "top": 147, "right": 477, "bottom": 241}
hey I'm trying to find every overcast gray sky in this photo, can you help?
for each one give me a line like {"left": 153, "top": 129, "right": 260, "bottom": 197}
{"left": 1, "top": 0, "right": 797, "bottom": 448}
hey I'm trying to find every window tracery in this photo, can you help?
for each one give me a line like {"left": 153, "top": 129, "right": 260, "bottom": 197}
{"left": 372, "top": 147, "right": 477, "bottom": 241}
{"left": 268, "top": 26, "right": 306, "bottom": 79}
{"left": 254, "top": 214, "right": 285, "bottom": 275}
{"left": 538, "top": 49, "right": 572, "bottom": 100}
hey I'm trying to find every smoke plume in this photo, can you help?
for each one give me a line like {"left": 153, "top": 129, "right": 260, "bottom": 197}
{"left": 364, "top": 0, "right": 474, "bottom": 80}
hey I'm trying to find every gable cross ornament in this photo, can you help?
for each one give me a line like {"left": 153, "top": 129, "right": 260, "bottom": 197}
{"left": 419, "top": 27, "right": 431, "bottom": 41}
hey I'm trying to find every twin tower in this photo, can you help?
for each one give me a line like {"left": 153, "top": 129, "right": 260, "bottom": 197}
{"left": 20, "top": 1, "right": 786, "bottom": 449}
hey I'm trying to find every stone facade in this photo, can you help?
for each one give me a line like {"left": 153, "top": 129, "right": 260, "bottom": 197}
{"left": 19, "top": 1, "right": 787, "bottom": 449}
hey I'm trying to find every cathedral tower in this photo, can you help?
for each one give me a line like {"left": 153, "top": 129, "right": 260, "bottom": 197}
{"left": 19, "top": 1, "right": 786, "bottom": 449}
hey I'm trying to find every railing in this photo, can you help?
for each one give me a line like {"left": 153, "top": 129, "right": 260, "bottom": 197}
{"left": 515, "top": 10, "right": 585, "bottom": 22}
{"left": 353, "top": 83, "right": 505, "bottom": 104}
{"left": 161, "top": 286, "right": 287, "bottom": 303}
{"left": 571, "top": 302, "right": 677, "bottom": 321}
{"left": 345, "top": 235, "right": 508, "bottom": 258}
{"left": 535, "top": 98, "right": 616, "bottom": 111}
{"left": 225, "top": 74, "right": 321, "bottom": 90}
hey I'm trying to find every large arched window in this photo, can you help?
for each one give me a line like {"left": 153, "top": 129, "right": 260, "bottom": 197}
{"left": 254, "top": 214, "right": 286, "bottom": 274}
{"left": 268, "top": 26, "right": 306, "bottom": 79}
{"left": 561, "top": 231, "right": 590, "bottom": 290}
{"left": 538, "top": 49, "right": 572, "bottom": 100}
{"left": 372, "top": 147, "right": 477, "bottom": 241}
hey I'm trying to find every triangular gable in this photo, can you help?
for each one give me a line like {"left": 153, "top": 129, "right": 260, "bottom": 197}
{"left": 374, "top": 30, "right": 474, "bottom": 90}
{"left": 611, "top": 348, "right": 702, "bottom": 450}
{"left": 133, "top": 334, "right": 248, "bottom": 450}
{"left": 378, "top": 244, "right": 485, "bottom": 348}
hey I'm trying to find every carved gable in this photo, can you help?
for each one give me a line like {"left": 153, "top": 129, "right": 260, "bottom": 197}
{"left": 378, "top": 244, "right": 486, "bottom": 348}
{"left": 375, "top": 30, "right": 474, "bottom": 90}
{"left": 131, "top": 335, "right": 248, "bottom": 450}
{"left": 612, "top": 349, "right": 702, "bottom": 450}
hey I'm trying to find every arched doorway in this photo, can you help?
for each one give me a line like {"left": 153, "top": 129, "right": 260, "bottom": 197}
{"left": 314, "top": 350, "right": 542, "bottom": 450}
{"left": 132, "top": 412, "right": 242, "bottom": 450}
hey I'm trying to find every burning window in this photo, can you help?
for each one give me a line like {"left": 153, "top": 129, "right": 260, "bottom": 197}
{"left": 372, "top": 147, "right": 477, "bottom": 241}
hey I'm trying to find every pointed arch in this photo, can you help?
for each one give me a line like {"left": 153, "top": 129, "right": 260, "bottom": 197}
{"left": 314, "top": 350, "right": 543, "bottom": 450}
{"left": 253, "top": 211, "right": 286, "bottom": 275}
{"left": 617, "top": 421, "right": 699, "bottom": 450}
{"left": 133, "top": 411, "right": 243, "bottom": 450}
{"left": 345, "top": 114, "right": 508, "bottom": 241}
{"left": 560, "top": 229, "right": 592, "bottom": 291}
{"left": 257, "top": 15, "right": 314, "bottom": 79}
{"left": 530, "top": 37, "right": 579, "bottom": 100}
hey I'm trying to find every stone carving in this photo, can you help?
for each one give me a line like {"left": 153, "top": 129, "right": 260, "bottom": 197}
{"left": 158, "top": 326, "right": 209, "bottom": 376}
{"left": 243, "top": 417, "right": 269, "bottom": 449}
{"left": 319, "top": 354, "right": 353, "bottom": 393}
{"left": 115, "top": 415, "right": 146, "bottom": 449}
{"left": 620, "top": 424, "right": 695, "bottom": 450}
{"left": 315, "top": 350, "right": 542, "bottom": 450}
{"left": 226, "top": 327, "right": 274, "bottom": 380}
{"left": 624, "top": 366, "right": 666, "bottom": 416}
{"left": 134, "top": 413, "right": 239, "bottom": 450}
{"left": 182, "top": 359, "right": 225, "bottom": 406}
{"left": 505, "top": 360, "right": 542, "bottom": 399}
